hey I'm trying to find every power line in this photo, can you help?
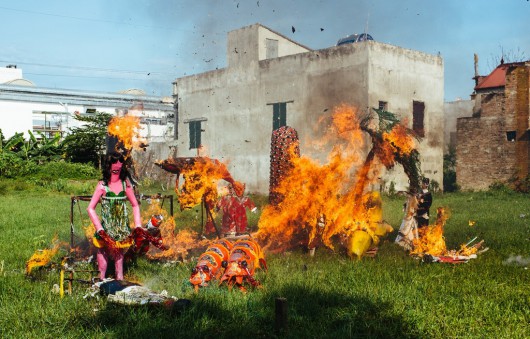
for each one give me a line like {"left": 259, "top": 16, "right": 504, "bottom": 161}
{"left": 25, "top": 72, "right": 175, "bottom": 83}
{"left": 0, "top": 59, "right": 169, "bottom": 76}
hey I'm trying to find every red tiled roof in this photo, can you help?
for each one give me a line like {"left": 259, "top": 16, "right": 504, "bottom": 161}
{"left": 474, "top": 64, "right": 508, "bottom": 90}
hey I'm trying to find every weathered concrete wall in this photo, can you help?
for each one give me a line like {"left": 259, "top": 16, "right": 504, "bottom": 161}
{"left": 367, "top": 43, "right": 444, "bottom": 188}
{"left": 444, "top": 100, "right": 473, "bottom": 152}
{"left": 227, "top": 24, "right": 310, "bottom": 68}
{"left": 174, "top": 25, "right": 444, "bottom": 194}
{"left": 257, "top": 25, "right": 310, "bottom": 60}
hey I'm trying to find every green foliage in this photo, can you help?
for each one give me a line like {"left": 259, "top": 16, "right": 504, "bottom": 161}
{"left": 429, "top": 179, "right": 440, "bottom": 193}
{"left": 387, "top": 180, "right": 397, "bottom": 196}
{"left": 0, "top": 152, "right": 39, "bottom": 178}
{"left": 26, "top": 130, "right": 63, "bottom": 163}
{"left": 488, "top": 180, "right": 511, "bottom": 192}
{"left": 0, "top": 129, "right": 64, "bottom": 178}
{"left": 372, "top": 107, "right": 400, "bottom": 132}
{"left": 0, "top": 130, "right": 24, "bottom": 154}
{"left": 33, "top": 161, "right": 100, "bottom": 180}
{"left": 62, "top": 112, "right": 112, "bottom": 166}
{"left": 443, "top": 146, "right": 458, "bottom": 192}
{"left": 508, "top": 174, "right": 530, "bottom": 193}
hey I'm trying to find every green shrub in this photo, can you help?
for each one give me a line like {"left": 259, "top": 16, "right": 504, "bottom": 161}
{"left": 0, "top": 152, "right": 39, "bottom": 178}
{"left": 34, "top": 161, "right": 99, "bottom": 180}
{"left": 429, "top": 179, "right": 440, "bottom": 193}
{"left": 443, "top": 147, "right": 458, "bottom": 192}
{"left": 488, "top": 180, "right": 511, "bottom": 192}
{"left": 12, "top": 180, "right": 30, "bottom": 191}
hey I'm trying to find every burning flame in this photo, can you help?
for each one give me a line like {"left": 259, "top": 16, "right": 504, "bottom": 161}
{"left": 410, "top": 208, "right": 481, "bottom": 257}
{"left": 107, "top": 115, "right": 145, "bottom": 153}
{"left": 144, "top": 199, "right": 209, "bottom": 261}
{"left": 174, "top": 157, "right": 244, "bottom": 210}
{"left": 25, "top": 235, "right": 62, "bottom": 275}
{"left": 410, "top": 207, "right": 448, "bottom": 256}
{"left": 256, "top": 104, "right": 411, "bottom": 253}
{"left": 383, "top": 123, "right": 415, "bottom": 156}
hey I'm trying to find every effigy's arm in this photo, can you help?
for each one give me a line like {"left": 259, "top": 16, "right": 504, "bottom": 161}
{"left": 87, "top": 182, "right": 105, "bottom": 232}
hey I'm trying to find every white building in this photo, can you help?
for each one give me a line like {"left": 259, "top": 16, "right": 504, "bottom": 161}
{"left": 173, "top": 24, "right": 444, "bottom": 193}
{"left": 0, "top": 65, "right": 175, "bottom": 153}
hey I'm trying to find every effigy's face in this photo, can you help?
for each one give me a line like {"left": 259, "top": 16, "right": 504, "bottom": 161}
{"left": 111, "top": 161, "right": 123, "bottom": 175}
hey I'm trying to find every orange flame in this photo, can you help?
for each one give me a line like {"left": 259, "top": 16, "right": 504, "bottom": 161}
{"left": 411, "top": 208, "right": 481, "bottom": 257}
{"left": 144, "top": 199, "right": 209, "bottom": 261}
{"left": 383, "top": 123, "right": 415, "bottom": 156}
{"left": 411, "top": 208, "right": 448, "bottom": 256}
{"left": 25, "top": 235, "right": 62, "bottom": 275}
{"left": 107, "top": 115, "right": 145, "bottom": 153}
{"left": 176, "top": 157, "right": 243, "bottom": 210}
{"left": 256, "top": 104, "right": 406, "bottom": 253}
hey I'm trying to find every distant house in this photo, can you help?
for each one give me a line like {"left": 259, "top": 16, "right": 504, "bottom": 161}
{"left": 0, "top": 66, "right": 175, "bottom": 160}
{"left": 456, "top": 61, "right": 530, "bottom": 190}
{"left": 173, "top": 23, "right": 444, "bottom": 194}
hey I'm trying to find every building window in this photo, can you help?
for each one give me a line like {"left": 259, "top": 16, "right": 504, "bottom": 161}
{"left": 378, "top": 101, "right": 388, "bottom": 111}
{"left": 189, "top": 120, "right": 202, "bottom": 149}
{"left": 506, "top": 131, "right": 516, "bottom": 142}
{"left": 266, "top": 38, "right": 279, "bottom": 59}
{"left": 273, "top": 102, "right": 287, "bottom": 130}
{"left": 32, "top": 111, "right": 65, "bottom": 139}
{"left": 412, "top": 101, "right": 425, "bottom": 137}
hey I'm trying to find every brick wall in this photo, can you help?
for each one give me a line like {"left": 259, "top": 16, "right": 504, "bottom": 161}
{"left": 456, "top": 116, "right": 517, "bottom": 190}
{"left": 456, "top": 64, "right": 529, "bottom": 190}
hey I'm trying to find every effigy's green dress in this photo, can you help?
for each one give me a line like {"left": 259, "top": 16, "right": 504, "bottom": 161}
{"left": 93, "top": 181, "right": 133, "bottom": 249}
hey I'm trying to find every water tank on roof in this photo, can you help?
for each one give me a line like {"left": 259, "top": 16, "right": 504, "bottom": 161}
{"left": 336, "top": 33, "right": 374, "bottom": 46}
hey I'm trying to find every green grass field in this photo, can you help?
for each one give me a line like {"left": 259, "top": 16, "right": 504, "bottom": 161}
{"left": 0, "top": 184, "right": 529, "bottom": 338}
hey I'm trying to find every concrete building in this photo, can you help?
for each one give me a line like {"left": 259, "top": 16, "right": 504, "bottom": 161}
{"left": 0, "top": 65, "right": 176, "bottom": 161}
{"left": 173, "top": 23, "right": 444, "bottom": 194}
{"left": 444, "top": 99, "right": 474, "bottom": 153}
{"left": 456, "top": 61, "right": 530, "bottom": 190}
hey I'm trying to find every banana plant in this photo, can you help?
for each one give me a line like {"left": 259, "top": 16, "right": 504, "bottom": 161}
{"left": 25, "top": 130, "right": 63, "bottom": 163}
{"left": 0, "top": 130, "right": 24, "bottom": 154}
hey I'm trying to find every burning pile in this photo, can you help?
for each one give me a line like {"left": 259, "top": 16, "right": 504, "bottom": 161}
{"left": 256, "top": 104, "right": 419, "bottom": 257}
{"left": 410, "top": 207, "right": 448, "bottom": 256}
{"left": 410, "top": 207, "right": 485, "bottom": 262}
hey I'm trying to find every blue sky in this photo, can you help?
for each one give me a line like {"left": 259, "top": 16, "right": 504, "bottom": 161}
{"left": 1, "top": 0, "right": 529, "bottom": 101}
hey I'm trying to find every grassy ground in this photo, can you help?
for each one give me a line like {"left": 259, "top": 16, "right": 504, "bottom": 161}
{"left": 0, "top": 184, "right": 529, "bottom": 338}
